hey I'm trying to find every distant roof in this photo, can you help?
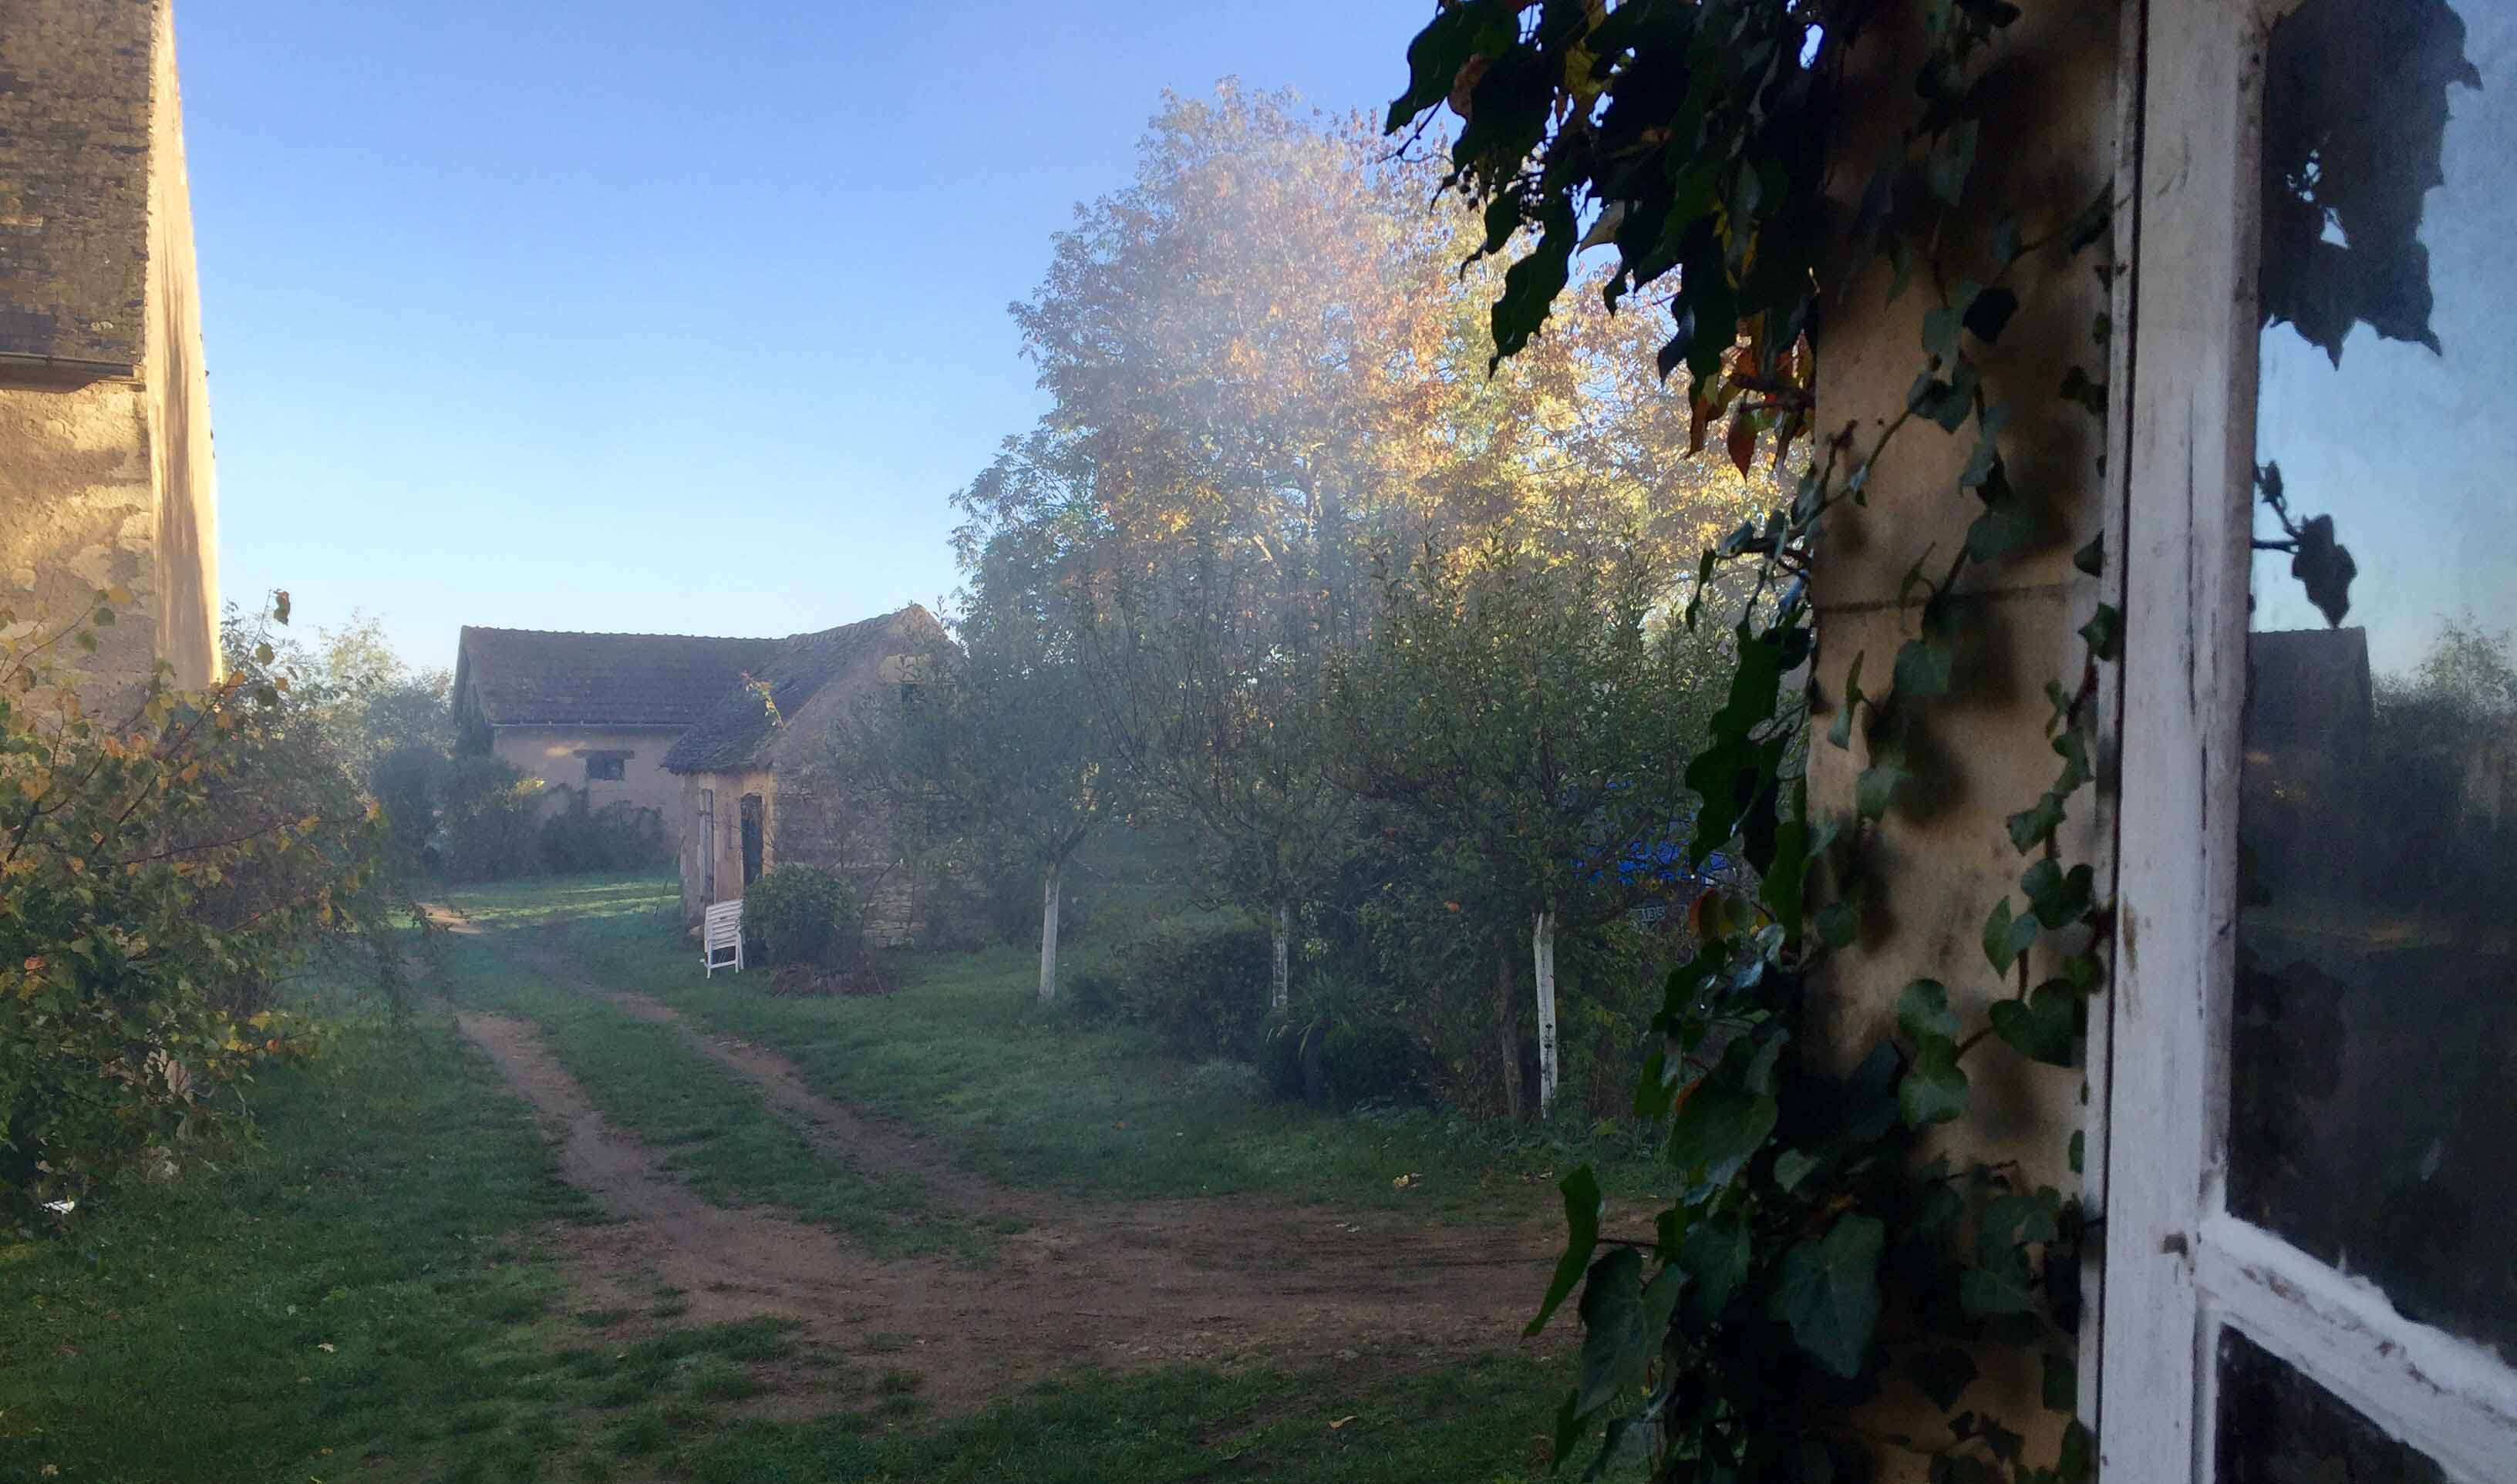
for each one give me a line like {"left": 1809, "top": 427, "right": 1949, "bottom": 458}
{"left": 2248, "top": 626, "right": 2372, "bottom": 744}
{"left": 455, "top": 628, "right": 778, "bottom": 728}
{"left": 665, "top": 607, "right": 933, "bottom": 775}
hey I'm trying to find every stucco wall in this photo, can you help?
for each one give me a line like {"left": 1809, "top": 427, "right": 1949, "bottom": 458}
{"left": 490, "top": 725, "right": 689, "bottom": 841}
{"left": 676, "top": 769, "right": 773, "bottom": 927}
{"left": 1802, "top": 1, "right": 2124, "bottom": 1462}
{"left": 0, "top": 0, "right": 217, "bottom": 697}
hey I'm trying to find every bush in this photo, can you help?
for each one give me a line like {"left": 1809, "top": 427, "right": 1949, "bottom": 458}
{"left": 1107, "top": 918, "right": 1274, "bottom": 1060}
{"left": 1264, "top": 973, "right": 1427, "bottom": 1110}
{"left": 744, "top": 865, "right": 861, "bottom": 968}
{"left": 1, "top": 597, "right": 406, "bottom": 1230}
{"left": 433, "top": 753, "right": 543, "bottom": 881}
{"left": 538, "top": 790, "right": 666, "bottom": 875}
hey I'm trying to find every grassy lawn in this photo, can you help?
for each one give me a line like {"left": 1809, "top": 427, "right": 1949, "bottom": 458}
{"left": 443, "top": 870, "right": 1670, "bottom": 1222}
{"left": 0, "top": 980, "right": 1612, "bottom": 1482}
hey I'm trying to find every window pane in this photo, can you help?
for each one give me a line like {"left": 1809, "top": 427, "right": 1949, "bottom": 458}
{"left": 2215, "top": 1326, "right": 2445, "bottom": 1484}
{"left": 2237, "top": 0, "right": 2517, "bottom": 1361}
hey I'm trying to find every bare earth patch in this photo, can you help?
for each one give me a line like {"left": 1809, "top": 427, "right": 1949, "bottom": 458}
{"left": 440, "top": 915, "right": 1558, "bottom": 1418}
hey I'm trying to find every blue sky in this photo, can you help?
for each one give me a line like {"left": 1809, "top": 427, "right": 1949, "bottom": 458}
{"left": 182, "top": 1, "right": 1430, "bottom": 672}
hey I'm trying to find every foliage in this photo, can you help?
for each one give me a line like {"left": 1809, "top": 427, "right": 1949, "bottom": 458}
{"left": 432, "top": 752, "right": 544, "bottom": 881}
{"left": 0, "top": 595, "right": 407, "bottom": 1231}
{"left": 538, "top": 790, "right": 669, "bottom": 875}
{"left": 1107, "top": 917, "right": 1278, "bottom": 1061}
{"left": 743, "top": 863, "right": 863, "bottom": 969}
{"left": 1265, "top": 973, "right": 1430, "bottom": 1112}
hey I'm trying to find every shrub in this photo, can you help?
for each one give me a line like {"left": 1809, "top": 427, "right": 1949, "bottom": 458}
{"left": 1107, "top": 918, "right": 1274, "bottom": 1059}
{"left": 743, "top": 865, "right": 861, "bottom": 968}
{"left": 1265, "top": 973, "right": 1427, "bottom": 1109}
{"left": 539, "top": 791, "right": 666, "bottom": 875}
{"left": 1, "top": 596, "right": 407, "bottom": 1230}
{"left": 433, "top": 753, "right": 544, "bottom": 881}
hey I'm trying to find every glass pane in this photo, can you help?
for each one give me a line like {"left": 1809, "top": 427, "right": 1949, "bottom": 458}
{"left": 2215, "top": 1326, "right": 2446, "bottom": 1483}
{"left": 2237, "top": 0, "right": 2517, "bottom": 1361}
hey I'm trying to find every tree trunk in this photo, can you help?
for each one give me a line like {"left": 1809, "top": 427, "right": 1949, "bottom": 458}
{"left": 1495, "top": 947, "right": 1524, "bottom": 1122}
{"left": 1037, "top": 861, "right": 1062, "bottom": 1004}
{"left": 1269, "top": 901, "right": 1291, "bottom": 1012}
{"left": 1532, "top": 910, "right": 1559, "bottom": 1119}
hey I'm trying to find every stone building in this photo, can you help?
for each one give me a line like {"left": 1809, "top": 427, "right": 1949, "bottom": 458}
{"left": 0, "top": 0, "right": 219, "bottom": 693}
{"left": 663, "top": 605, "right": 955, "bottom": 946}
{"left": 450, "top": 626, "right": 775, "bottom": 853}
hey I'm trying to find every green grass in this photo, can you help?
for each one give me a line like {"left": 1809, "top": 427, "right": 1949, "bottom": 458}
{"left": 433, "top": 928, "right": 975, "bottom": 1260}
{"left": 0, "top": 991, "right": 1618, "bottom": 1482}
{"left": 455, "top": 871, "right": 1669, "bottom": 1220}
{"left": 0, "top": 1012, "right": 798, "bottom": 1484}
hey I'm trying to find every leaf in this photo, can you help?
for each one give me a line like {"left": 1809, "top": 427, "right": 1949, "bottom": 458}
{"left": 1666, "top": 1085, "right": 1778, "bottom": 1190}
{"left": 1490, "top": 200, "right": 1578, "bottom": 368}
{"left": 1922, "top": 305, "right": 1963, "bottom": 365}
{"left": 1385, "top": 2, "right": 1490, "bottom": 131}
{"left": 1528, "top": 1166, "right": 1603, "bottom": 1335}
{"left": 2078, "top": 603, "right": 2121, "bottom": 660}
{"left": 2068, "top": 1129, "right": 2085, "bottom": 1174}
{"left": 1923, "top": 120, "right": 1980, "bottom": 206}
{"left": 1959, "top": 1253, "right": 2037, "bottom": 1316}
{"left": 1768, "top": 1214, "right": 1885, "bottom": 1378}
{"left": 1575, "top": 1247, "right": 1647, "bottom": 1413}
{"left": 2289, "top": 513, "right": 2357, "bottom": 626}
{"left": 2021, "top": 860, "right": 2095, "bottom": 928}
{"left": 1828, "top": 651, "right": 1865, "bottom": 750}
{"left": 1663, "top": 1213, "right": 1743, "bottom": 1329}
{"left": 1988, "top": 982, "right": 2080, "bottom": 1066}
{"left": 1815, "top": 899, "right": 1859, "bottom": 950}
{"left": 1773, "top": 1148, "right": 1821, "bottom": 1192}
{"left": 1893, "top": 636, "right": 1953, "bottom": 698}
{"left": 272, "top": 591, "right": 291, "bottom": 625}
{"left": 1899, "top": 1037, "right": 1969, "bottom": 1128}
{"left": 1855, "top": 755, "right": 1909, "bottom": 821}
{"left": 1726, "top": 408, "right": 1757, "bottom": 477}
{"left": 2005, "top": 792, "right": 2066, "bottom": 854}
{"left": 2058, "top": 365, "right": 2106, "bottom": 417}
{"left": 1896, "top": 980, "right": 1959, "bottom": 1043}
{"left": 1911, "top": 1344, "right": 1980, "bottom": 1412}
{"left": 1962, "top": 286, "right": 2019, "bottom": 345}
{"left": 2073, "top": 533, "right": 2104, "bottom": 576}
{"left": 2058, "top": 1418, "right": 2095, "bottom": 1482}
{"left": 1982, "top": 898, "right": 2038, "bottom": 974}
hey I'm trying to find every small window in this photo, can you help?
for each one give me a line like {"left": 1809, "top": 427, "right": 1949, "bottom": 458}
{"left": 583, "top": 752, "right": 628, "bottom": 782}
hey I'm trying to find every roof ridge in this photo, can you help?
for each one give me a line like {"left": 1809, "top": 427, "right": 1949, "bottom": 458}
{"left": 457, "top": 625, "right": 779, "bottom": 643}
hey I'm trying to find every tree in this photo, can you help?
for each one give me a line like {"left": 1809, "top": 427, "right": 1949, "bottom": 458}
{"left": 1331, "top": 532, "right": 1720, "bottom": 1117}
{"left": 831, "top": 548, "right": 1121, "bottom": 1004}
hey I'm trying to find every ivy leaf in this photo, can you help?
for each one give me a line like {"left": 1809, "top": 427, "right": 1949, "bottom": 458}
{"left": 2059, "top": 1418, "right": 2095, "bottom": 1482}
{"left": 1896, "top": 979, "right": 1959, "bottom": 1043}
{"left": 1677, "top": 1211, "right": 1750, "bottom": 1324}
{"left": 1769, "top": 1214, "right": 1885, "bottom": 1378}
{"left": 2021, "top": 860, "right": 2095, "bottom": 927}
{"left": 2078, "top": 604, "right": 2121, "bottom": 661}
{"left": 1987, "top": 982, "right": 2080, "bottom": 1065}
{"left": 2073, "top": 533, "right": 2104, "bottom": 576}
{"left": 1527, "top": 1166, "right": 1603, "bottom": 1335}
{"left": 1911, "top": 1344, "right": 1981, "bottom": 1412}
{"left": 1828, "top": 651, "right": 1865, "bottom": 750}
{"left": 1575, "top": 1247, "right": 1648, "bottom": 1414}
{"left": 1983, "top": 897, "right": 2038, "bottom": 974}
{"left": 2289, "top": 513, "right": 2357, "bottom": 626}
{"left": 2005, "top": 792, "right": 2066, "bottom": 854}
{"left": 1893, "top": 635, "right": 1954, "bottom": 698}
{"left": 2058, "top": 365, "right": 2106, "bottom": 417}
{"left": 1815, "top": 899, "right": 1859, "bottom": 950}
{"left": 1773, "top": 1148, "right": 1821, "bottom": 1192}
{"left": 1922, "top": 303, "right": 1963, "bottom": 365}
{"left": 1667, "top": 1085, "right": 1778, "bottom": 1190}
{"left": 1959, "top": 1250, "right": 2037, "bottom": 1316}
{"left": 1923, "top": 119, "right": 1980, "bottom": 206}
{"left": 1963, "top": 285, "right": 2020, "bottom": 345}
{"left": 2069, "top": 1129, "right": 2086, "bottom": 1174}
{"left": 1900, "top": 1037, "right": 1970, "bottom": 1127}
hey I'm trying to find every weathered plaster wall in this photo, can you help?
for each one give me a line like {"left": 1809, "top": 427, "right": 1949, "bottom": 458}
{"left": 490, "top": 725, "right": 689, "bottom": 841}
{"left": 1804, "top": 0, "right": 2125, "bottom": 1460}
{"left": 142, "top": 0, "right": 216, "bottom": 687}
{"left": 676, "top": 769, "right": 773, "bottom": 927}
{"left": 0, "top": 0, "right": 218, "bottom": 695}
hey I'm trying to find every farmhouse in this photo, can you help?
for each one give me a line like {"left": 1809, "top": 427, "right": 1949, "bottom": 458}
{"left": 450, "top": 627, "right": 776, "bottom": 851}
{"left": 663, "top": 605, "right": 957, "bottom": 945}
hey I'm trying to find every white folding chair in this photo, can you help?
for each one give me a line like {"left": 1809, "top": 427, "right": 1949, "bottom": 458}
{"left": 702, "top": 898, "right": 745, "bottom": 977}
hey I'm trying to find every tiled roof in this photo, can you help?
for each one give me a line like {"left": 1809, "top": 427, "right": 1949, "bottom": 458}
{"left": 664, "top": 607, "right": 932, "bottom": 774}
{"left": 454, "top": 628, "right": 778, "bottom": 728}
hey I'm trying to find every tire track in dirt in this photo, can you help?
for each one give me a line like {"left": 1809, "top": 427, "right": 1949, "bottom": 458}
{"left": 437, "top": 911, "right": 1561, "bottom": 1415}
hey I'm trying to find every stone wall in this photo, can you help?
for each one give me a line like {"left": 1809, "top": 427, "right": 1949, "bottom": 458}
{"left": 0, "top": 0, "right": 218, "bottom": 697}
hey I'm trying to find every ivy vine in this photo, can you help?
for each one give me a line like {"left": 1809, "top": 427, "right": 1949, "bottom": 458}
{"left": 1392, "top": 2, "right": 2111, "bottom": 1479}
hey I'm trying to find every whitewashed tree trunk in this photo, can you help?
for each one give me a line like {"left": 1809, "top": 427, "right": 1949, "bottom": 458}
{"left": 1270, "top": 902, "right": 1291, "bottom": 1011}
{"left": 1532, "top": 910, "right": 1559, "bottom": 1119}
{"left": 1037, "top": 861, "right": 1062, "bottom": 1004}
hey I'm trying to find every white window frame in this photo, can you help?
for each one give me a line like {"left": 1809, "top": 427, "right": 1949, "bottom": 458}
{"left": 2100, "top": 2, "right": 2517, "bottom": 1479}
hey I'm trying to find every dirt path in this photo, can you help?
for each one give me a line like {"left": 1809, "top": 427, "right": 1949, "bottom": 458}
{"left": 433, "top": 910, "right": 1558, "bottom": 1416}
